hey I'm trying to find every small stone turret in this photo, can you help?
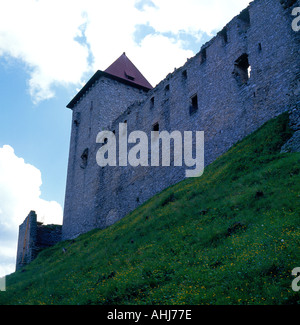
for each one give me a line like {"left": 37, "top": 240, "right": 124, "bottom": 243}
{"left": 16, "top": 211, "right": 62, "bottom": 270}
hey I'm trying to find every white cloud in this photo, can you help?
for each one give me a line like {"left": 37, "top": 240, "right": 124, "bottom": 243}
{"left": 82, "top": 0, "right": 147, "bottom": 71}
{"left": 0, "top": 0, "right": 252, "bottom": 102}
{"left": 81, "top": 0, "right": 194, "bottom": 86}
{"left": 140, "top": 0, "right": 252, "bottom": 36}
{"left": 0, "top": 0, "right": 253, "bottom": 276}
{"left": 83, "top": 0, "right": 251, "bottom": 87}
{"left": 0, "top": 145, "right": 63, "bottom": 277}
{"left": 0, "top": 0, "right": 90, "bottom": 103}
{"left": 132, "top": 34, "right": 194, "bottom": 87}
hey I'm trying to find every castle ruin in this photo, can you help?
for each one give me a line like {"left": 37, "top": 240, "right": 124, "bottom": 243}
{"left": 16, "top": 0, "right": 300, "bottom": 268}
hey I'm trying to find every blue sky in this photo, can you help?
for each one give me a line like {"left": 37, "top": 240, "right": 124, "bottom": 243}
{"left": 0, "top": 57, "right": 71, "bottom": 206}
{"left": 0, "top": 0, "right": 252, "bottom": 277}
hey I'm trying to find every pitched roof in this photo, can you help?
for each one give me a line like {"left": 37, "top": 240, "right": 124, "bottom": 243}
{"left": 67, "top": 53, "right": 153, "bottom": 109}
{"left": 105, "top": 52, "right": 153, "bottom": 90}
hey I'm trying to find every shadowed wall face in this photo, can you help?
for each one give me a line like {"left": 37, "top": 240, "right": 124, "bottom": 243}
{"left": 16, "top": 211, "right": 62, "bottom": 270}
{"left": 60, "top": 0, "right": 300, "bottom": 240}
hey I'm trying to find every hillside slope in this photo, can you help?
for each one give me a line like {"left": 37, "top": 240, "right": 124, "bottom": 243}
{"left": 1, "top": 112, "right": 300, "bottom": 305}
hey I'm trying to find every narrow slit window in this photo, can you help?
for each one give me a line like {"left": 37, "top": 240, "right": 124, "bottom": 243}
{"left": 165, "top": 84, "right": 170, "bottom": 95}
{"left": 258, "top": 43, "right": 262, "bottom": 51}
{"left": 189, "top": 94, "right": 198, "bottom": 115}
{"left": 152, "top": 122, "right": 159, "bottom": 132}
{"left": 150, "top": 97, "right": 154, "bottom": 109}
{"left": 80, "top": 148, "right": 89, "bottom": 169}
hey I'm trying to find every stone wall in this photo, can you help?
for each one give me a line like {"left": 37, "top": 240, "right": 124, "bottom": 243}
{"left": 16, "top": 211, "right": 38, "bottom": 271}
{"left": 16, "top": 211, "right": 62, "bottom": 270}
{"left": 62, "top": 75, "right": 149, "bottom": 239}
{"left": 281, "top": 108, "right": 300, "bottom": 153}
{"left": 62, "top": 0, "right": 300, "bottom": 240}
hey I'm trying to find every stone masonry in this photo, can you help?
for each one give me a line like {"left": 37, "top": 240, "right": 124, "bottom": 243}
{"left": 16, "top": 211, "right": 62, "bottom": 270}
{"left": 15, "top": 0, "right": 300, "bottom": 269}
{"left": 61, "top": 0, "right": 300, "bottom": 240}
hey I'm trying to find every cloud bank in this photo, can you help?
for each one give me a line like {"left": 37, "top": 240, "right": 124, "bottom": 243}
{"left": 0, "top": 145, "right": 63, "bottom": 277}
{"left": 0, "top": 0, "right": 252, "bottom": 103}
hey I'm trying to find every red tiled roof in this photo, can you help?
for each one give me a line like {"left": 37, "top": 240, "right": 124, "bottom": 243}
{"left": 66, "top": 53, "right": 153, "bottom": 109}
{"left": 105, "top": 52, "right": 153, "bottom": 90}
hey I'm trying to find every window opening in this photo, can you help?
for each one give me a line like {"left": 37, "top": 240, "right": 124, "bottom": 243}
{"left": 80, "top": 148, "right": 89, "bottom": 169}
{"left": 152, "top": 122, "right": 159, "bottom": 132}
{"left": 258, "top": 43, "right": 262, "bottom": 51}
{"left": 150, "top": 97, "right": 154, "bottom": 109}
{"left": 189, "top": 94, "right": 198, "bottom": 115}
{"left": 219, "top": 27, "right": 228, "bottom": 44}
{"left": 233, "top": 53, "right": 251, "bottom": 86}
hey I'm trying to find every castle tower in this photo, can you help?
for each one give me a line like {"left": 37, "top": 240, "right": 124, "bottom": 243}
{"left": 62, "top": 0, "right": 300, "bottom": 241}
{"left": 62, "top": 53, "right": 152, "bottom": 240}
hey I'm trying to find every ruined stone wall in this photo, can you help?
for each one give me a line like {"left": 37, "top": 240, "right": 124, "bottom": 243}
{"left": 37, "top": 224, "right": 62, "bottom": 249}
{"left": 16, "top": 211, "right": 62, "bottom": 270}
{"left": 16, "top": 211, "right": 38, "bottom": 270}
{"left": 62, "top": 0, "right": 300, "bottom": 239}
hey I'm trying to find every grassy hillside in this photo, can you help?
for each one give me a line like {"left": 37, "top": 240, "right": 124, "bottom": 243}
{"left": 1, "top": 112, "right": 300, "bottom": 305}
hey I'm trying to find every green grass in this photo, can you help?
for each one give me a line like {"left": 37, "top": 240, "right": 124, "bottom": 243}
{"left": 1, "top": 112, "right": 300, "bottom": 305}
